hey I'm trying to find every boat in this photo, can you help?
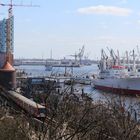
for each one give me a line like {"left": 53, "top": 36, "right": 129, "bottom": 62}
{"left": 45, "top": 59, "right": 54, "bottom": 71}
{"left": 92, "top": 49, "right": 140, "bottom": 95}
{"left": 45, "top": 65, "right": 52, "bottom": 71}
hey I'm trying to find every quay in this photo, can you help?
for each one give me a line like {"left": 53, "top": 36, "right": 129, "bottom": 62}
{"left": 14, "top": 58, "right": 96, "bottom": 66}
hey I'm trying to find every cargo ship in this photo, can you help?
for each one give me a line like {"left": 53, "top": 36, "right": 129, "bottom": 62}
{"left": 92, "top": 49, "right": 140, "bottom": 95}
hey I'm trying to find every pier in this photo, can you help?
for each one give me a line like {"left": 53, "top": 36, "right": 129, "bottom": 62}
{"left": 14, "top": 58, "right": 97, "bottom": 66}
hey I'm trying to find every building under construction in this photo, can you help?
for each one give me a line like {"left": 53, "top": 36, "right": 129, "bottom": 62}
{"left": 0, "top": 11, "right": 16, "bottom": 89}
{"left": 0, "top": 16, "right": 14, "bottom": 67}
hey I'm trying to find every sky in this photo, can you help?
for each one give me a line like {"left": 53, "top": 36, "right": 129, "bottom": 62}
{"left": 1, "top": 0, "right": 140, "bottom": 59}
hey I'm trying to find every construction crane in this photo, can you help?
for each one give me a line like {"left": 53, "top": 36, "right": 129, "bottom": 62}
{"left": 0, "top": 0, "right": 39, "bottom": 18}
{"left": 0, "top": 0, "right": 39, "bottom": 65}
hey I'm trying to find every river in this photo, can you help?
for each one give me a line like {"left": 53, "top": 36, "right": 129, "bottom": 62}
{"left": 15, "top": 64, "right": 140, "bottom": 114}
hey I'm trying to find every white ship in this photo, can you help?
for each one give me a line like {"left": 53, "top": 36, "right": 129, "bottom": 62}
{"left": 92, "top": 48, "right": 140, "bottom": 95}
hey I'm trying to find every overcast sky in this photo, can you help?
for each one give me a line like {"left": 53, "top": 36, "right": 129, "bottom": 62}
{"left": 1, "top": 0, "right": 140, "bottom": 59}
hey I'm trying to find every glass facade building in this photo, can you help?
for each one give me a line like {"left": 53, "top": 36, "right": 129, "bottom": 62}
{"left": 0, "top": 18, "right": 7, "bottom": 52}
{"left": 0, "top": 16, "right": 14, "bottom": 53}
{"left": 0, "top": 16, "right": 14, "bottom": 68}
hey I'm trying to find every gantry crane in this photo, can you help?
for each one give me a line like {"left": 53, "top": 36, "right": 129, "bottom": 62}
{"left": 0, "top": 0, "right": 39, "bottom": 65}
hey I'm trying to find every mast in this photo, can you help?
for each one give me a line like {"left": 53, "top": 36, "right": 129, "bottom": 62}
{"left": 132, "top": 49, "right": 136, "bottom": 73}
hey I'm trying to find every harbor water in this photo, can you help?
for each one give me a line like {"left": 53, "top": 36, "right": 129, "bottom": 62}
{"left": 16, "top": 64, "right": 98, "bottom": 77}
{"left": 15, "top": 64, "right": 140, "bottom": 113}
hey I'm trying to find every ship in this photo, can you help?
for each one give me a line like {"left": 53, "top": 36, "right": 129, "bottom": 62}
{"left": 45, "top": 65, "right": 53, "bottom": 71}
{"left": 92, "top": 48, "right": 140, "bottom": 95}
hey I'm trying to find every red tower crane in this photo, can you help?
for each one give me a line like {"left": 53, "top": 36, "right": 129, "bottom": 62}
{"left": 0, "top": 0, "right": 39, "bottom": 65}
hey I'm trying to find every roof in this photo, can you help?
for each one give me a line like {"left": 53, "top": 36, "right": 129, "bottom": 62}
{"left": 8, "top": 91, "right": 45, "bottom": 108}
{"left": 0, "top": 61, "right": 15, "bottom": 71}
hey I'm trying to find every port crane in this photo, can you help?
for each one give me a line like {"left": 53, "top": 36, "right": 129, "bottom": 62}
{"left": 106, "top": 47, "right": 120, "bottom": 66}
{"left": 84, "top": 52, "right": 90, "bottom": 60}
{"left": 69, "top": 52, "right": 78, "bottom": 62}
{"left": 0, "top": 0, "right": 39, "bottom": 65}
{"left": 100, "top": 49, "right": 108, "bottom": 71}
{"left": 78, "top": 45, "right": 85, "bottom": 64}
{"left": 136, "top": 45, "right": 140, "bottom": 59}
{"left": 69, "top": 45, "right": 85, "bottom": 65}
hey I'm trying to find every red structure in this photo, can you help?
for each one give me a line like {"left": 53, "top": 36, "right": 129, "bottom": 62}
{"left": 0, "top": 61, "right": 16, "bottom": 89}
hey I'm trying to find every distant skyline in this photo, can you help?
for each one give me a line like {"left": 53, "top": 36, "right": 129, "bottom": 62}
{"left": 1, "top": 0, "right": 140, "bottom": 59}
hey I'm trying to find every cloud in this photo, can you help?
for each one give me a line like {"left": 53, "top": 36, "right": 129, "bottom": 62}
{"left": 77, "top": 5, "right": 132, "bottom": 16}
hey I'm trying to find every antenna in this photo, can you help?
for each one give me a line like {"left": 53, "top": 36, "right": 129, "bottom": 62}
{"left": 0, "top": 0, "right": 39, "bottom": 65}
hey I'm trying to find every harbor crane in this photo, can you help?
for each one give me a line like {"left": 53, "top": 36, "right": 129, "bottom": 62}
{"left": 0, "top": 0, "right": 39, "bottom": 65}
{"left": 69, "top": 52, "right": 78, "bottom": 62}
{"left": 101, "top": 49, "right": 108, "bottom": 60}
{"left": 136, "top": 45, "right": 140, "bottom": 59}
{"left": 100, "top": 49, "right": 109, "bottom": 71}
{"left": 107, "top": 47, "right": 119, "bottom": 65}
{"left": 84, "top": 52, "right": 90, "bottom": 60}
{"left": 78, "top": 45, "right": 85, "bottom": 64}
{"left": 69, "top": 45, "right": 85, "bottom": 65}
